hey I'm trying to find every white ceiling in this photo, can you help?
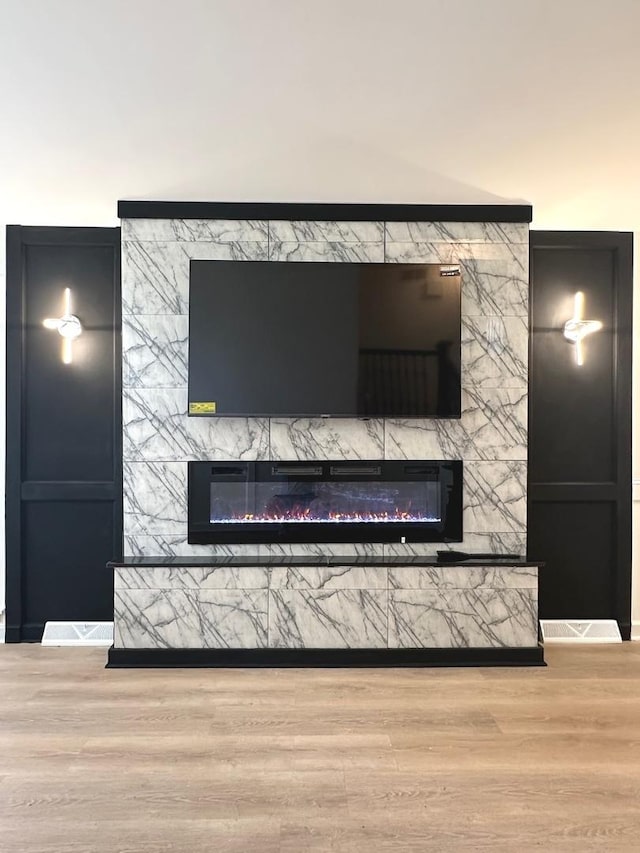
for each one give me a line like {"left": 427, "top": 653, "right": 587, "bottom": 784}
{"left": 0, "top": 0, "right": 639, "bottom": 229}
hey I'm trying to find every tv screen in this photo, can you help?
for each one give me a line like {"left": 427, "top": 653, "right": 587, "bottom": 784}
{"left": 188, "top": 260, "right": 461, "bottom": 418}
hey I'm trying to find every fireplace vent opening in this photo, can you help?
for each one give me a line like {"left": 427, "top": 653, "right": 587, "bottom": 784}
{"left": 188, "top": 460, "right": 462, "bottom": 545}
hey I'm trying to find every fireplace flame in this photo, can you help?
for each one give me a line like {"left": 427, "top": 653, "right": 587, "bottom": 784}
{"left": 211, "top": 509, "right": 440, "bottom": 524}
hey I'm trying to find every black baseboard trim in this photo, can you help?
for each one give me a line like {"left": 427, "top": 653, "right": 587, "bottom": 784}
{"left": 4, "top": 626, "right": 22, "bottom": 643}
{"left": 4, "top": 624, "right": 44, "bottom": 643}
{"left": 117, "top": 201, "right": 533, "bottom": 224}
{"left": 106, "top": 645, "right": 545, "bottom": 669}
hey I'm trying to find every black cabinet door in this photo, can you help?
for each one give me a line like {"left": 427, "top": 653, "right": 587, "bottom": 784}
{"left": 528, "top": 231, "right": 632, "bottom": 637}
{"left": 6, "top": 226, "right": 122, "bottom": 641}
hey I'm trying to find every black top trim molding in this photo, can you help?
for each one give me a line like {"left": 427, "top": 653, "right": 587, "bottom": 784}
{"left": 117, "top": 201, "right": 533, "bottom": 223}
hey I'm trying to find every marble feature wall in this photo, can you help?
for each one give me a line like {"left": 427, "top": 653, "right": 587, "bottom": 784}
{"left": 114, "top": 563, "right": 538, "bottom": 650}
{"left": 121, "top": 216, "right": 529, "bottom": 558}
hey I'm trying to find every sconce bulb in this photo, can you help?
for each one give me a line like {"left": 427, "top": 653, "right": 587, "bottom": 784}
{"left": 57, "top": 314, "right": 83, "bottom": 340}
{"left": 563, "top": 292, "right": 602, "bottom": 366}
{"left": 42, "top": 288, "right": 82, "bottom": 364}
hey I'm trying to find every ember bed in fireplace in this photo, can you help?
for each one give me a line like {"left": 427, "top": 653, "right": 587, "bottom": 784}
{"left": 188, "top": 460, "right": 462, "bottom": 544}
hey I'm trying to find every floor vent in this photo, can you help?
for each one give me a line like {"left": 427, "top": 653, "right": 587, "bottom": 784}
{"left": 41, "top": 621, "right": 113, "bottom": 647}
{"left": 540, "top": 619, "right": 622, "bottom": 644}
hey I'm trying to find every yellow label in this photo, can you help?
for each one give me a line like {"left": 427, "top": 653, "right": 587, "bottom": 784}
{"left": 189, "top": 401, "right": 216, "bottom": 414}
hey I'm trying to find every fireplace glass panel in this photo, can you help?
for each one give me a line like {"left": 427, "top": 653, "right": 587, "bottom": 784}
{"left": 210, "top": 480, "right": 441, "bottom": 526}
{"left": 188, "top": 460, "right": 462, "bottom": 544}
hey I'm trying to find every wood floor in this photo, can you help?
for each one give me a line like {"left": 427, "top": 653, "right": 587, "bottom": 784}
{"left": 2, "top": 645, "right": 640, "bottom": 852}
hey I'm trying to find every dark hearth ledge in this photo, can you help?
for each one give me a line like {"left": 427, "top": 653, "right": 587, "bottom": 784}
{"left": 107, "top": 646, "right": 546, "bottom": 668}
{"left": 107, "top": 556, "right": 543, "bottom": 569}
{"left": 117, "top": 200, "right": 533, "bottom": 223}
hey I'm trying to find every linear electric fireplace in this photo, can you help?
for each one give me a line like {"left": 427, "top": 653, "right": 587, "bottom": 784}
{"left": 188, "top": 460, "right": 463, "bottom": 545}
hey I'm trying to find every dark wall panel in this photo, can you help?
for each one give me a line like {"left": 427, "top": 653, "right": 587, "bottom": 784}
{"left": 529, "top": 501, "right": 614, "bottom": 619}
{"left": 23, "top": 501, "right": 115, "bottom": 627}
{"left": 528, "top": 232, "right": 632, "bottom": 636}
{"left": 529, "top": 248, "right": 614, "bottom": 484}
{"left": 5, "top": 226, "right": 122, "bottom": 642}
{"left": 24, "top": 244, "right": 116, "bottom": 482}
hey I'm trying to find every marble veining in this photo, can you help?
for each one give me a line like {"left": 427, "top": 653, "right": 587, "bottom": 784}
{"left": 269, "top": 565, "right": 387, "bottom": 590}
{"left": 123, "top": 315, "right": 188, "bottom": 389}
{"left": 462, "top": 316, "right": 528, "bottom": 388}
{"left": 270, "top": 418, "right": 384, "bottom": 460}
{"left": 122, "top": 240, "right": 268, "bottom": 315}
{"left": 115, "top": 566, "right": 268, "bottom": 590}
{"left": 388, "top": 565, "right": 537, "bottom": 590}
{"left": 269, "top": 241, "right": 384, "bottom": 264}
{"left": 384, "top": 222, "right": 529, "bottom": 245}
{"left": 269, "top": 220, "right": 383, "bottom": 243}
{"left": 123, "top": 388, "right": 269, "bottom": 462}
{"left": 388, "top": 588, "right": 538, "bottom": 648}
{"left": 264, "top": 543, "right": 385, "bottom": 559}
{"left": 385, "top": 241, "right": 528, "bottom": 273}
{"left": 123, "top": 535, "right": 262, "bottom": 559}
{"left": 463, "top": 461, "right": 527, "bottom": 534}
{"left": 269, "top": 590, "right": 387, "bottom": 648}
{"left": 122, "top": 219, "right": 269, "bottom": 243}
{"left": 384, "top": 388, "right": 527, "bottom": 461}
{"left": 461, "top": 258, "right": 528, "bottom": 317}
{"left": 115, "top": 588, "right": 268, "bottom": 649}
{"left": 123, "top": 461, "right": 187, "bottom": 535}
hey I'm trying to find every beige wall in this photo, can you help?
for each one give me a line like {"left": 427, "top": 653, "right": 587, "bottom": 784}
{"left": 1, "top": 0, "right": 639, "bottom": 625}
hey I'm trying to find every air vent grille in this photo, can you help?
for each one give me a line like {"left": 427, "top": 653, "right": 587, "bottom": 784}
{"left": 330, "top": 466, "right": 382, "bottom": 476}
{"left": 41, "top": 621, "right": 113, "bottom": 647}
{"left": 540, "top": 619, "right": 622, "bottom": 644}
{"left": 271, "top": 465, "right": 323, "bottom": 476}
{"left": 211, "top": 465, "right": 246, "bottom": 476}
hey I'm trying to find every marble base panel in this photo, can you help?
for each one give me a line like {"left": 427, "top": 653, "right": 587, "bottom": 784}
{"left": 113, "top": 563, "right": 538, "bottom": 652}
{"left": 388, "top": 589, "right": 538, "bottom": 649}
{"left": 114, "top": 588, "right": 268, "bottom": 649}
{"left": 270, "top": 590, "right": 388, "bottom": 649}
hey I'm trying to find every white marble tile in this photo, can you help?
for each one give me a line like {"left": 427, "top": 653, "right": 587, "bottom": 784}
{"left": 264, "top": 543, "right": 385, "bottom": 559}
{"left": 464, "top": 461, "right": 527, "bottom": 534}
{"left": 385, "top": 241, "right": 528, "bottom": 273}
{"left": 388, "top": 589, "right": 538, "bottom": 648}
{"left": 115, "top": 566, "right": 268, "bottom": 590}
{"left": 122, "top": 219, "right": 269, "bottom": 242}
{"left": 269, "top": 565, "right": 387, "bottom": 590}
{"left": 270, "top": 418, "right": 384, "bottom": 460}
{"left": 123, "top": 461, "right": 186, "bottom": 536}
{"left": 383, "top": 532, "right": 527, "bottom": 559}
{"left": 122, "top": 241, "right": 268, "bottom": 315}
{"left": 123, "top": 535, "right": 261, "bottom": 559}
{"left": 123, "top": 315, "right": 188, "bottom": 388}
{"left": 388, "top": 565, "right": 538, "bottom": 590}
{"left": 461, "top": 258, "right": 528, "bottom": 317}
{"left": 115, "top": 588, "right": 268, "bottom": 648}
{"left": 269, "top": 590, "right": 387, "bottom": 648}
{"left": 385, "top": 222, "right": 529, "bottom": 244}
{"left": 384, "top": 388, "right": 527, "bottom": 461}
{"left": 462, "top": 316, "right": 528, "bottom": 388}
{"left": 269, "top": 241, "right": 384, "bottom": 263}
{"left": 269, "top": 221, "right": 383, "bottom": 243}
{"left": 123, "top": 388, "right": 269, "bottom": 462}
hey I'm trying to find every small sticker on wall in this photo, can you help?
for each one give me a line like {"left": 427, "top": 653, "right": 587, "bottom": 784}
{"left": 189, "top": 402, "right": 216, "bottom": 414}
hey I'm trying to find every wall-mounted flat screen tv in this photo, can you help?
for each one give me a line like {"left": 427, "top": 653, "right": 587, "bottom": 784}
{"left": 188, "top": 260, "right": 461, "bottom": 418}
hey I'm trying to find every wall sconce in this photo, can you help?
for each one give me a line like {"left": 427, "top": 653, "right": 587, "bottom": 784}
{"left": 562, "top": 291, "right": 602, "bottom": 366}
{"left": 43, "top": 288, "right": 83, "bottom": 364}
